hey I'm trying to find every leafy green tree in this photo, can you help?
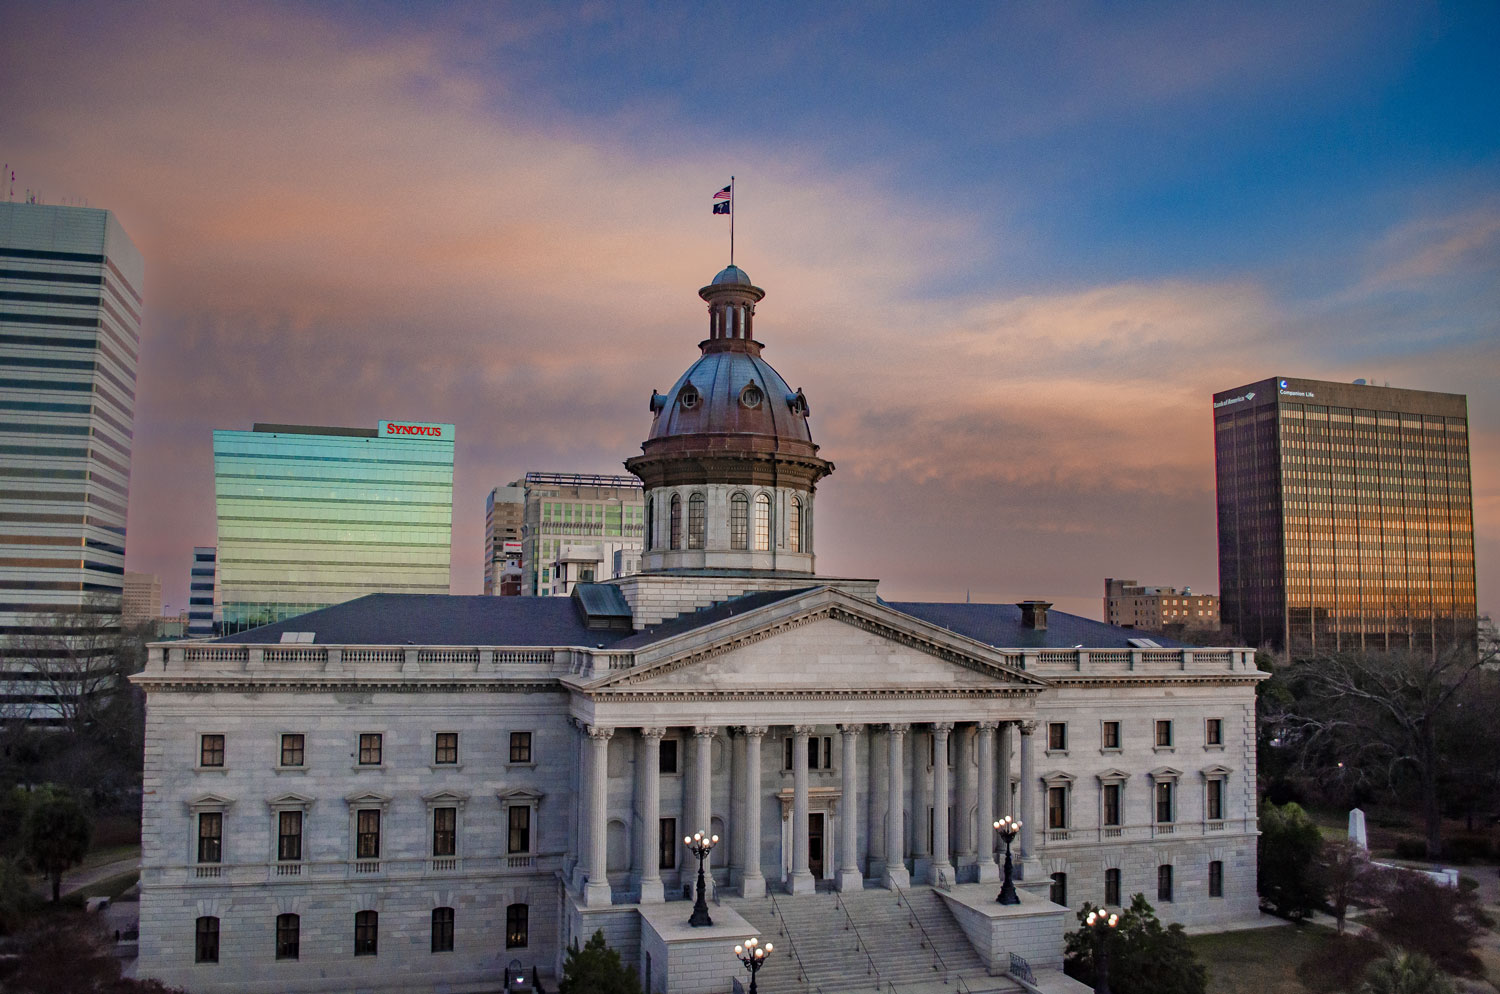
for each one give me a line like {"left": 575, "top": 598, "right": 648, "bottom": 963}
{"left": 559, "top": 930, "right": 643, "bottom": 994}
{"left": 0, "top": 857, "right": 39, "bottom": 934}
{"left": 1257, "top": 800, "right": 1324, "bottom": 920}
{"left": 1359, "top": 948, "right": 1455, "bottom": 994}
{"left": 1063, "top": 894, "right": 1206, "bottom": 994}
{"left": 24, "top": 790, "right": 92, "bottom": 902}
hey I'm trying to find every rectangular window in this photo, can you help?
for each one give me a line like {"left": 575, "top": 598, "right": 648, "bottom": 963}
{"left": 1157, "top": 864, "right": 1174, "bottom": 902}
{"left": 1155, "top": 782, "right": 1174, "bottom": 824}
{"left": 506, "top": 903, "right": 529, "bottom": 949}
{"left": 434, "top": 807, "right": 457, "bottom": 857}
{"left": 277, "top": 810, "right": 302, "bottom": 861}
{"left": 1050, "top": 872, "right": 1067, "bottom": 906}
{"left": 659, "top": 817, "right": 677, "bottom": 869}
{"left": 195, "top": 916, "right": 220, "bottom": 963}
{"left": 659, "top": 738, "right": 678, "bottom": 775}
{"left": 1209, "top": 860, "right": 1224, "bottom": 897}
{"left": 1048, "top": 722, "right": 1067, "bottom": 751}
{"left": 1047, "top": 787, "right": 1067, "bottom": 829}
{"left": 509, "top": 731, "right": 532, "bottom": 764}
{"left": 431, "top": 907, "right": 455, "bottom": 953}
{"left": 198, "top": 812, "right": 222, "bottom": 864}
{"left": 1205, "top": 718, "right": 1223, "bottom": 746}
{"left": 354, "top": 910, "right": 378, "bottom": 956}
{"left": 1155, "top": 720, "right": 1173, "bottom": 748}
{"left": 1105, "top": 867, "right": 1121, "bottom": 906}
{"left": 276, "top": 913, "right": 300, "bottom": 960}
{"left": 434, "top": 732, "right": 458, "bottom": 765}
{"left": 1207, "top": 779, "right": 1224, "bottom": 821}
{"left": 200, "top": 734, "right": 225, "bottom": 767}
{"left": 1103, "top": 784, "right": 1121, "bottom": 827}
{"left": 1102, "top": 721, "right": 1121, "bottom": 750}
{"left": 507, "top": 806, "right": 531, "bottom": 855}
{"left": 279, "top": 733, "right": 304, "bottom": 767}
{"left": 358, "top": 733, "right": 383, "bottom": 765}
{"left": 356, "top": 809, "right": 381, "bottom": 859}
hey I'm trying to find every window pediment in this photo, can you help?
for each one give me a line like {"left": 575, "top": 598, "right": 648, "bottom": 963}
{"left": 1148, "top": 766, "right": 1183, "bottom": 782}
{"left": 423, "top": 788, "right": 471, "bottom": 807}
{"left": 344, "top": 790, "right": 392, "bottom": 808}
{"left": 1200, "top": 764, "right": 1233, "bottom": 778}
{"left": 498, "top": 787, "right": 544, "bottom": 804}
{"left": 1095, "top": 769, "right": 1131, "bottom": 784}
{"left": 186, "top": 792, "right": 236, "bottom": 812}
{"left": 267, "top": 792, "right": 315, "bottom": 811}
{"left": 1040, "top": 770, "right": 1075, "bottom": 786}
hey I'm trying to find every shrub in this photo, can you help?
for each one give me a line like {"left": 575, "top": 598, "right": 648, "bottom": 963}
{"left": 559, "top": 930, "right": 643, "bottom": 994}
{"left": 1063, "top": 894, "right": 1206, "bottom": 994}
{"left": 1363, "top": 871, "right": 1489, "bottom": 976}
{"left": 1359, "top": 947, "right": 1455, "bottom": 994}
{"left": 1258, "top": 801, "right": 1324, "bottom": 920}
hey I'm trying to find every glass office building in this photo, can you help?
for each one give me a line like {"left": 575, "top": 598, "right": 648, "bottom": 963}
{"left": 1214, "top": 376, "right": 1476, "bottom": 654}
{"left": 212, "top": 421, "right": 454, "bottom": 633}
{"left": 1, "top": 202, "right": 143, "bottom": 721}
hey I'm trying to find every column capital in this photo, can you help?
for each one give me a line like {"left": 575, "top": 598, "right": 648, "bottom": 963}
{"left": 692, "top": 725, "right": 717, "bottom": 739}
{"left": 640, "top": 727, "right": 666, "bottom": 740}
{"left": 837, "top": 723, "right": 864, "bottom": 737}
{"left": 1016, "top": 720, "right": 1038, "bottom": 735}
{"left": 887, "top": 722, "right": 911, "bottom": 734}
{"left": 976, "top": 720, "right": 1001, "bottom": 731}
{"left": 738, "top": 725, "right": 768, "bottom": 738}
{"left": 792, "top": 724, "right": 817, "bottom": 737}
{"left": 586, "top": 725, "right": 615, "bottom": 741}
{"left": 931, "top": 721, "right": 955, "bottom": 734}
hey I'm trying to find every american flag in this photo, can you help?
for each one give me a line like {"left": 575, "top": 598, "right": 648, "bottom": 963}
{"left": 713, "top": 185, "right": 731, "bottom": 200}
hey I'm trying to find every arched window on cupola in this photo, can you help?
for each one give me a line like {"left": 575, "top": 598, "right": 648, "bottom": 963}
{"left": 669, "top": 495, "right": 682, "bottom": 550}
{"left": 645, "top": 496, "right": 655, "bottom": 549}
{"left": 788, "top": 497, "right": 802, "bottom": 552}
{"left": 753, "top": 494, "right": 771, "bottom": 551}
{"left": 730, "top": 493, "right": 749, "bottom": 550}
{"left": 688, "top": 494, "right": 706, "bottom": 549}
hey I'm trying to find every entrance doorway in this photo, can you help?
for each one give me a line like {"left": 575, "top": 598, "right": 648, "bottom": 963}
{"left": 809, "top": 813, "right": 825, "bottom": 879}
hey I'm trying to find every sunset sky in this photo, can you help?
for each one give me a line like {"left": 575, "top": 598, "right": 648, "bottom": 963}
{"left": 2, "top": 1, "right": 1495, "bottom": 621}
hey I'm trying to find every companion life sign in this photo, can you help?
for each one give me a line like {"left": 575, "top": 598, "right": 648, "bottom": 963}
{"left": 377, "top": 420, "right": 455, "bottom": 442}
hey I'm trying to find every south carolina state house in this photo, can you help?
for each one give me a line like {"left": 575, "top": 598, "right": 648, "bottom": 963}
{"left": 134, "top": 264, "right": 1263, "bottom": 994}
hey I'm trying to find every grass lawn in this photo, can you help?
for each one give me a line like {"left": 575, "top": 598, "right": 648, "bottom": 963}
{"left": 1190, "top": 925, "right": 1331, "bottom": 994}
{"left": 78, "top": 843, "right": 139, "bottom": 870}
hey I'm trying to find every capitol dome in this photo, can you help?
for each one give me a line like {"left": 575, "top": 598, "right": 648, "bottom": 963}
{"left": 625, "top": 266, "right": 833, "bottom": 574}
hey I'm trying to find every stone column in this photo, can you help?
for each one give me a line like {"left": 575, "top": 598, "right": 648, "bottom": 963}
{"left": 1017, "top": 720, "right": 1037, "bottom": 868}
{"left": 837, "top": 724, "right": 862, "bottom": 892}
{"left": 636, "top": 728, "right": 665, "bottom": 903}
{"left": 729, "top": 730, "right": 746, "bottom": 884}
{"left": 929, "top": 722, "right": 953, "bottom": 884}
{"left": 789, "top": 725, "right": 816, "bottom": 894}
{"left": 692, "top": 726, "right": 716, "bottom": 897}
{"left": 956, "top": 724, "right": 975, "bottom": 872}
{"left": 884, "top": 723, "right": 910, "bottom": 889}
{"left": 997, "top": 721, "right": 1013, "bottom": 821}
{"left": 913, "top": 729, "right": 931, "bottom": 876}
{"left": 741, "top": 726, "right": 766, "bottom": 897}
{"left": 976, "top": 722, "right": 999, "bottom": 882}
{"left": 868, "top": 725, "right": 887, "bottom": 868}
{"left": 584, "top": 725, "right": 613, "bottom": 907}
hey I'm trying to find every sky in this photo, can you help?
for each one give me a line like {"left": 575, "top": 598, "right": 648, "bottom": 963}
{"left": 1, "top": 1, "right": 1496, "bottom": 621}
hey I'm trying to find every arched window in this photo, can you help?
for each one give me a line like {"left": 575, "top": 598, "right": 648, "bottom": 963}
{"left": 788, "top": 497, "right": 802, "bottom": 552}
{"left": 688, "top": 494, "right": 706, "bottom": 549}
{"left": 753, "top": 494, "right": 771, "bottom": 551}
{"left": 276, "top": 913, "right": 300, "bottom": 960}
{"left": 355, "top": 910, "right": 378, "bottom": 956}
{"left": 506, "top": 903, "right": 529, "bottom": 948}
{"left": 730, "top": 493, "right": 749, "bottom": 550}
{"left": 669, "top": 495, "right": 682, "bottom": 550}
{"left": 431, "top": 907, "right": 455, "bottom": 953}
{"left": 195, "top": 916, "right": 219, "bottom": 963}
{"left": 645, "top": 496, "right": 654, "bottom": 549}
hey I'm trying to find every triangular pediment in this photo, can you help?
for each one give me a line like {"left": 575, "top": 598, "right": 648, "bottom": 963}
{"left": 267, "top": 792, "right": 316, "bottom": 809}
{"left": 1200, "top": 764, "right": 1234, "bottom": 778}
{"left": 585, "top": 587, "right": 1047, "bottom": 696}
{"left": 422, "top": 788, "right": 471, "bottom": 805}
{"left": 185, "top": 792, "right": 236, "bottom": 810}
{"left": 344, "top": 789, "right": 392, "bottom": 807}
{"left": 1096, "top": 768, "right": 1131, "bottom": 783}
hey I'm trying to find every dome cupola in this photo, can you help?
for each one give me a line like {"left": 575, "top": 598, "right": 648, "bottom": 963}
{"left": 625, "top": 266, "right": 833, "bottom": 574}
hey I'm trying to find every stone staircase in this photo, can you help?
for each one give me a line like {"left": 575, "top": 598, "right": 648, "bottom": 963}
{"left": 721, "top": 885, "right": 1021, "bottom": 994}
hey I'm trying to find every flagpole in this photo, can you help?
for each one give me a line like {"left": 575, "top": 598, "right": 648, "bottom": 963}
{"left": 729, "top": 176, "right": 735, "bottom": 267}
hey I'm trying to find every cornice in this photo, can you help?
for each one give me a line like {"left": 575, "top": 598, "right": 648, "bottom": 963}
{"left": 1042, "top": 673, "right": 1265, "bottom": 689}
{"left": 586, "top": 687, "right": 1039, "bottom": 704}
{"left": 132, "top": 677, "right": 564, "bottom": 695}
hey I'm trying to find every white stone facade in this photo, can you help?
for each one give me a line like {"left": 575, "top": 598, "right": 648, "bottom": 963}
{"left": 134, "top": 583, "right": 1263, "bottom": 993}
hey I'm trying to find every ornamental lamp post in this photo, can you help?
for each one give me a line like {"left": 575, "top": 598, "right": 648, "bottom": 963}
{"left": 1084, "top": 907, "right": 1119, "bottom": 994}
{"left": 685, "top": 829, "right": 719, "bottom": 927}
{"left": 994, "top": 816, "right": 1022, "bottom": 905}
{"left": 733, "top": 936, "right": 774, "bottom": 994}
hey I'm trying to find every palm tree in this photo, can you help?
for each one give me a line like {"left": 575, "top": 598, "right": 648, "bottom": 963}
{"left": 1360, "top": 948, "right": 1455, "bottom": 994}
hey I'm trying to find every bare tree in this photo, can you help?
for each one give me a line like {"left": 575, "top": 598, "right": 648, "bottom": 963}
{"left": 0, "top": 595, "right": 134, "bottom": 736}
{"left": 1271, "top": 618, "right": 1497, "bottom": 858}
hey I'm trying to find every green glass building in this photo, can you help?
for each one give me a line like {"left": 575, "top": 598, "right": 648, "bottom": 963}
{"left": 212, "top": 420, "right": 454, "bottom": 633}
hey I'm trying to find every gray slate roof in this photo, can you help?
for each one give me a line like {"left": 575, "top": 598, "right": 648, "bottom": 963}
{"left": 213, "top": 588, "right": 1191, "bottom": 651}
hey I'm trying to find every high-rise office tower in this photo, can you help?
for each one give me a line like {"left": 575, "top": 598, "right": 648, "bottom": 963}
{"left": 482, "top": 483, "right": 524, "bottom": 595}
{"left": 212, "top": 420, "right": 454, "bottom": 633}
{"left": 122, "top": 571, "right": 162, "bottom": 628}
{"left": 186, "top": 547, "right": 217, "bottom": 638}
{"left": 0, "top": 202, "right": 142, "bottom": 720}
{"left": 519, "top": 472, "right": 644, "bottom": 595}
{"left": 1214, "top": 376, "right": 1476, "bottom": 654}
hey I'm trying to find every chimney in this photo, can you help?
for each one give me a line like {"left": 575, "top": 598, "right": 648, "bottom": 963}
{"left": 1017, "top": 600, "right": 1052, "bottom": 631}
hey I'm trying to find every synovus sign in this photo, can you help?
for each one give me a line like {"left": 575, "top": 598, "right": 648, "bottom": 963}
{"left": 377, "top": 420, "right": 455, "bottom": 441}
